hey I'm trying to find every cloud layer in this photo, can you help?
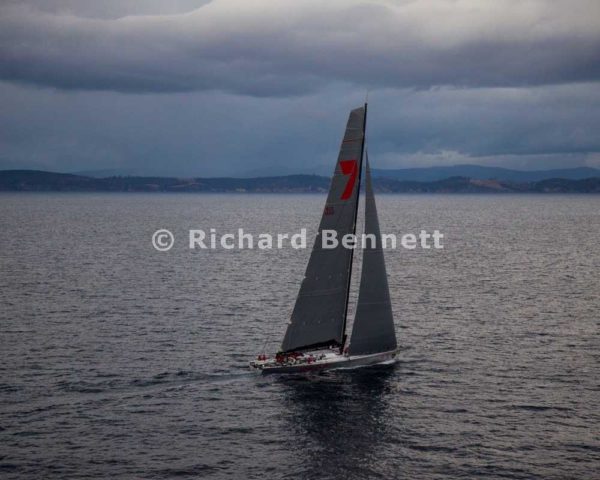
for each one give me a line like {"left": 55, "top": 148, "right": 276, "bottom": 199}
{"left": 2, "top": 0, "right": 600, "bottom": 95}
{"left": 1, "top": 0, "right": 599, "bottom": 175}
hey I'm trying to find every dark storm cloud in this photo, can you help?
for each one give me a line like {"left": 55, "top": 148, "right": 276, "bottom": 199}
{"left": 2, "top": 81, "right": 599, "bottom": 176}
{"left": 1, "top": 0, "right": 600, "bottom": 95}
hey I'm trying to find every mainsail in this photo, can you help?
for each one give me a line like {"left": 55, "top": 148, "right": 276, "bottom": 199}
{"left": 348, "top": 155, "right": 398, "bottom": 355}
{"left": 280, "top": 105, "right": 367, "bottom": 353}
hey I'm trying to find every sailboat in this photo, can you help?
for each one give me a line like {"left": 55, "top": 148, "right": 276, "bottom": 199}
{"left": 250, "top": 104, "right": 398, "bottom": 373}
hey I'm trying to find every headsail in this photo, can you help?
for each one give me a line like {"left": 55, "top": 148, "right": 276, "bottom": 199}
{"left": 348, "top": 155, "right": 398, "bottom": 355}
{"left": 281, "top": 105, "right": 367, "bottom": 353}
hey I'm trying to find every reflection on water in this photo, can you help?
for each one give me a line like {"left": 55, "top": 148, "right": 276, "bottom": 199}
{"left": 279, "top": 365, "right": 397, "bottom": 479}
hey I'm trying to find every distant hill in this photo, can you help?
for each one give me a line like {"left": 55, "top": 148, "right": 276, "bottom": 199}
{"left": 1, "top": 170, "right": 599, "bottom": 193}
{"left": 63, "top": 164, "right": 600, "bottom": 181}
{"left": 372, "top": 164, "right": 600, "bottom": 182}
{"left": 0, "top": 170, "right": 105, "bottom": 191}
{"left": 0, "top": 170, "right": 330, "bottom": 193}
{"left": 374, "top": 176, "right": 600, "bottom": 193}
{"left": 238, "top": 164, "right": 332, "bottom": 178}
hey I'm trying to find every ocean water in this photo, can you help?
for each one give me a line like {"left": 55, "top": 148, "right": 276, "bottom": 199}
{"left": 1, "top": 193, "right": 599, "bottom": 479}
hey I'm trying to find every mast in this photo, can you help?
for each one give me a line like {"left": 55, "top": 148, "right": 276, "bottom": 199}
{"left": 340, "top": 103, "right": 367, "bottom": 352}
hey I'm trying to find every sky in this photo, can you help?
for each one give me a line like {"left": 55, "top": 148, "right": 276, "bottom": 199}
{"left": 1, "top": 0, "right": 600, "bottom": 176}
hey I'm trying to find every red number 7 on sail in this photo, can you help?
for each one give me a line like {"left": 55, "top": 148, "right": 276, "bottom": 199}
{"left": 339, "top": 159, "right": 358, "bottom": 200}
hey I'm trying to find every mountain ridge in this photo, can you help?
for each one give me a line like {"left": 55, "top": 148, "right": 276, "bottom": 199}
{"left": 2, "top": 170, "right": 600, "bottom": 193}
{"left": 65, "top": 164, "right": 600, "bottom": 180}
{"left": 370, "top": 164, "right": 600, "bottom": 182}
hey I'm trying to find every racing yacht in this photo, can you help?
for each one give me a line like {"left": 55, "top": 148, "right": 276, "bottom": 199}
{"left": 250, "top": 104, "right": 398, "bottom": 373}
